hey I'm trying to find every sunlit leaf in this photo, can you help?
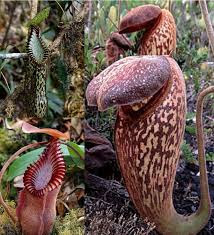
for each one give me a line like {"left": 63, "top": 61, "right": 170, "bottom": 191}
{"left": 66, "top": 142, "right": 84, "bottom": 170}
{"left": 12, "top": 121, "right": 69, "bottom": 140}
{"left": 6, "top": 144, "right": 70, "bottom": 181}
{"left": 6, "top": 147, "right": 44, "bottom": 181}
{"left": 27, "top": 7, "right": 50, "bottom": 27}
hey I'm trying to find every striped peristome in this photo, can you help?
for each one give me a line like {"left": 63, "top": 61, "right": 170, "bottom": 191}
{"left": 27, "top": 26, "right": 49, "bottom": 65}
{"left": 23, "top": 138, "right": 65, "bottom": 197}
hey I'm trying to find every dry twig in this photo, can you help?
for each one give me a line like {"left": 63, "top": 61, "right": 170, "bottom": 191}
{"left": 30, "top": 0, "right": 38, "bottom": 19}
{"left": 199, "top": 0, "right": 214, "bottom": 55}
{"left": 1, "top": 2, "right": 17, "bottom": 49}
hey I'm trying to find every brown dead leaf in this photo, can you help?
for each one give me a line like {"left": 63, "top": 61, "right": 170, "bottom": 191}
{"left": 84, "top": 121, "right": 116, "bottom": 177}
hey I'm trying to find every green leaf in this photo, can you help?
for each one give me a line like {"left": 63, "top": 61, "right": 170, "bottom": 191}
{"left": 55, "top": 58, "right": 67, "bottom": 87}
{"left": 42, "top": 28, "right": 56, "bottom": 41}
{"left": 69, "top": 142, "right": 84, "bottom": 158}
{"left": 48, "top": 98, "right": 63, "bottom": 114}
{"left": 0, "top": 81, "right": 10, "bottom": 94}
{"left": 181, "top": 141, "right": 196, "bottom": 164}
{"left": 47, "top": 91, "right": 64, "bottom": 114}
{"left": 66, "top": 142, "right": 85, "bottom": 170}
{"left": 6, "top": 147, "right": 45, "bottom": 181}
{"left": 60, "top": 144, "right": 70, "bottom": 155}
{"left": 27, "top": 7, "right": 50, "bottom": 27}
{"left": 185, "top": 125, "right": 196, "bottom": 135}
{"left": 47, "top": 92, "right": 64, "bottom": 106}
{"left": 206, "top": 152, "right": 214, "bottom": 161}
{"left": 186, "top": 112, "right": 195, "bottom": 121}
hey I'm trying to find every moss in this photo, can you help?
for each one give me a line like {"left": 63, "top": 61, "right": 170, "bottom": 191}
{"left": 181, "top": 141, "right": 196, "bottom": 164}
{"left": 53, "top": 208, "right": 84, "bottom": 235}
{"left": 185, "top": 125, "right": 196, "bottom": 135}
{"left": 0, "top": 129, "right": 22, "bottom": 166}
{"left": 0, "top": 203, "right": 84, "bottom": 235}
{"left": 0, "top": 201, "right": 18, "bottom": 235}
{"left": 0, "top": 202, "right": 84, "bottom": 235}
{"left": 206, "top": 152, "right": 214, "bottom": 161}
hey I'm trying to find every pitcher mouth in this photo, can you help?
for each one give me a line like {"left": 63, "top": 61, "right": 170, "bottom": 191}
{"left": 120, "top": 75, "right": 172, "bottom": 123}
{"left": 23, "top": 139, "right": 65, "bottom": 197}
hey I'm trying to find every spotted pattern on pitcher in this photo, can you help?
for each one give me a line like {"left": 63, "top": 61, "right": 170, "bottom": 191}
{"left": 139, "top": 9, "right": 176, "bottom": 56}
{"left": 115, "top": 57, "right": 186, "bottom": 220}
{"left": 25, "top": 26, "right": 49, "bottom": 118}
{"left": 24, "top": 63, "right": 47, "bottom": 118}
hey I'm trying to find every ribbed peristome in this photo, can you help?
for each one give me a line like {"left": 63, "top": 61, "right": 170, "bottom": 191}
{"left": 26, "top": 26, "right": 49, "bottom": 65}
{"left": 23, "top": 138, "right": 65, "bottom": 197}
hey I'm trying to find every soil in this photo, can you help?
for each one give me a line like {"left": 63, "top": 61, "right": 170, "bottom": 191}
{"left": 86, "top": 158, "right": 214, "bottom": 234}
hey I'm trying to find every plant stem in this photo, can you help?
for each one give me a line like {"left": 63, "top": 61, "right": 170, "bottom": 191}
{"left": 50, "top": 30, "right": 66, "bottom": 53}
{"left": 0, "top": 141, "right": 47, "bottom": 225}
{"left": 199, "top": 0, "right": 214, "bottom": 55}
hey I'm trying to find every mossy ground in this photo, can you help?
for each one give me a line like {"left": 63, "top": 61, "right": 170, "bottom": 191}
{"left": 0, "top": 203, "right": 84, "bottom": 235}
{"left": 0, "top": 201, "right": 18, "bottom": 235}
{"left": 52, "top": 208, "right": 84, "bottom": 235}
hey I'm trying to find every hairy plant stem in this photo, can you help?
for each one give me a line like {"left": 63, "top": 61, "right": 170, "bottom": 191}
{"left": 196, "top": 86, "right": 214, "bottom": 213}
